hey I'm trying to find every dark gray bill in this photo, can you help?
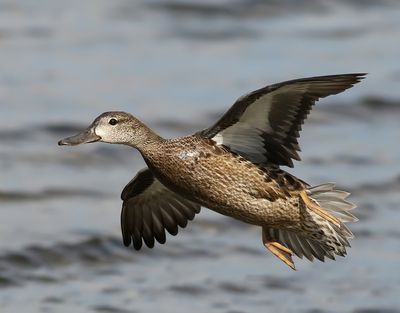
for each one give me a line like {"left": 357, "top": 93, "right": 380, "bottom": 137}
{"left": 58, "top": 128, "right": 101, "bottom": 146}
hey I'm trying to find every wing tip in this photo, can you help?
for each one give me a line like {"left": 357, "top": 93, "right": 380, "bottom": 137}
{"left": 133, "top": 242, "right": 142, "bottom": 250}
{"left": 313, "top": 72, "right": 367, "bottom": 87}
{"left": 123, "top": 238, "right": 131, "bottom": 247}
{"left": 346, "top": 72, "right": 368, "bottom": 83}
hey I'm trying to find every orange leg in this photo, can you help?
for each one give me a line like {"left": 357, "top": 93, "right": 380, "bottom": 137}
{"left": 262, "top": 229, "right": 296, "bottom": 270}
{"left": 300, "top": 191, "right": 341, "bottom": 228}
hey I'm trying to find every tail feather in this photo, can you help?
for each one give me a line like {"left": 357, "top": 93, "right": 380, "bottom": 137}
{"left": 303, "top": 183, "right": 356, "bottom": 256}
{"left": 264, "top": 227, "right": 336, "bottom": 265}
{"left": 263, "top": 183, "right": 357, "bottom": 268}
{"left": 308, "top": 183, "right": 357, "bottom": 222}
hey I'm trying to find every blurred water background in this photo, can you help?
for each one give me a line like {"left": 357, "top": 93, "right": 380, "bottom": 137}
{"left": 1, "top": 0, "right": 400, "bottom": 312}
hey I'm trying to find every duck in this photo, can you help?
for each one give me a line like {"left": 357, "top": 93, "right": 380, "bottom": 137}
{"left": 58, "top": 73, "right": 365, "bottom": 270}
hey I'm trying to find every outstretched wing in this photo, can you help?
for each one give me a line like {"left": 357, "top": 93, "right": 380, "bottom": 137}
{"left": 121, "top": 168, "right": 201, "bottom": 249}
{"left": 199, "top": 73, "right": 366, "bottom": 167}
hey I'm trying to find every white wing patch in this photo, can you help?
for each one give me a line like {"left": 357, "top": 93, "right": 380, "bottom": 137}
{"left": 211, "top": 91, "right": 276, "bottom": 163}
{"left": 235, "top": 93, "right": 275, "bottom": 133}
{"left": 214, "top": 125, "right": 266, "bottom": 162}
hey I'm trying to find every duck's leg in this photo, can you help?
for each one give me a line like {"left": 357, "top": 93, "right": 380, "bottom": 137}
{"left": 300, "top": 191, "right": 341, "bottom": 228}
{"left": 262, "top": 227, "right": 295, "bottom": 270}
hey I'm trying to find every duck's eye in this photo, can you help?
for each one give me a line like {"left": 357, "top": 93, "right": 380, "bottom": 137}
{"left": 109, "top": 118, "right": 118, "bottom": 126}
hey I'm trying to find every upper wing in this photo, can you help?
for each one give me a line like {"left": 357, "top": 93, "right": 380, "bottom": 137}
{"left": 199, "top": 73, "right": 366, "bottom": 167}
{"left": 120, "top": 168, "right": 201, "bottom": 249}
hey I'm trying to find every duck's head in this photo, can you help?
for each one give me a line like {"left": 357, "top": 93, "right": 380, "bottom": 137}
{"left": 58, "top": 111, "right": 154, "bottom": 147}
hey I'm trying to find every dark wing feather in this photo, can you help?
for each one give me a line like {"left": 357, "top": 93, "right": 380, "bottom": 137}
{"left": 199, "top": 73, "right": 366, "bottom": 167}
{"left": 121, "top": 168, "right": 201, "bottom": 249}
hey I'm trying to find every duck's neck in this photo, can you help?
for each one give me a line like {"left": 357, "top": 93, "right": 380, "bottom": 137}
{"left": 126, "top": 121, "right": 166, "bottom": 156}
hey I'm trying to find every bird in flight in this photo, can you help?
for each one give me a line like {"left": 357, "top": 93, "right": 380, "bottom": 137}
{"left": 59, "top": 73, "right": 365, "bottom": 269}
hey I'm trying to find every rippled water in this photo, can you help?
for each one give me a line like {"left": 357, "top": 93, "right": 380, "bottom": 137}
{"left": 1, "top": 1, "right": 400, "bottom": 312}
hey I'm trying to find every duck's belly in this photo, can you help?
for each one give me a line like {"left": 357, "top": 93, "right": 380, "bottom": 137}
{"left": 147, "top": 148, "right": 301, "bottom": 226}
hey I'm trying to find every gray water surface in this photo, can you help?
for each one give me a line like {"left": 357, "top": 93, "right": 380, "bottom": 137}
{"left": 1, "top": 1, "right": 400, "bottom": 312}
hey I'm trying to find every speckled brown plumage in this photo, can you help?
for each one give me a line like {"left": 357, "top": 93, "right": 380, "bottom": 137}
{"left": 143, "top": 135, "right": 304, "bottom": 227}
{"left": 59, "top": 73, "right": 364, "bottom": 269}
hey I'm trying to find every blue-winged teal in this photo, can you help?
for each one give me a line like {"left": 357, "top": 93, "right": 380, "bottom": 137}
{"left": 59, "top": 73, "right": 365, "bottom": 269}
